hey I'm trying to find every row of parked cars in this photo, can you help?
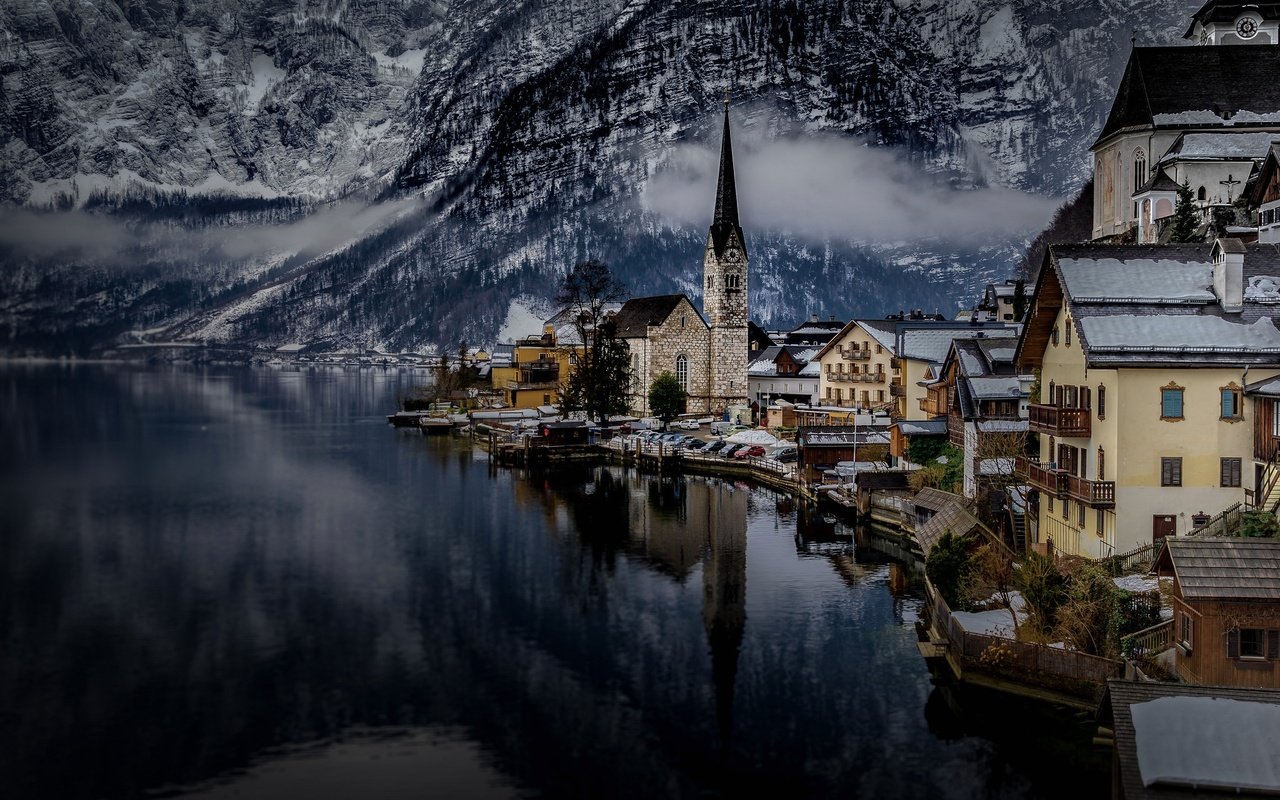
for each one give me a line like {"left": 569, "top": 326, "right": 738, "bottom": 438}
{"left": 623, "top": 430, "right": 798, "bottom": 463}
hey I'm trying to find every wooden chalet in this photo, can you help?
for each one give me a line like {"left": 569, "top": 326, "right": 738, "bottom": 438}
{"left": 1152, "top": 537, "right": 1280, "bottom": 688}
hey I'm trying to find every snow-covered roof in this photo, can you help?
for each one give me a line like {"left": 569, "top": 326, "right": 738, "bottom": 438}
{"left": 1079, "top": 315, "right": 1280, "bottom": 352}
{"left": 276, "top": 343, "right": 307, "bottom": 353}
{"left": 967, "top": 377, "right": 1026, "bottom": 400}
{"left": 1055, "top": 257, "right": 1214, "bottom": 303}
{"left": 1160, "top": 132, "right": 1280, "bottom": 163}
{"left": 798, "top": 361, "right": 821, "bottom": 377}
{"left": 1132, "top": 696, "right": 1280, "bottom": 793}
{"left": 1247, "top": 274, "right": 1280, "bottom": 303}
{"left": 894, "top": 419, "right": 948, "bottom": 436}
{"left": 900, "top": 327, "right": 1017, "bottom": 363}
{"left": 856, "top": 319, "right": 899, "bottom": 351}
{"left": 976, "top": 420, "right": 1028, "bottom": 433}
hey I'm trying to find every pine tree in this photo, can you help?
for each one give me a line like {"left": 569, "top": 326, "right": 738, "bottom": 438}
{"left": 1169, "top": 181, "right": 1202, "bottom": 243}
{"left": 647, "top": 372, "right": 687, "bottom": 429}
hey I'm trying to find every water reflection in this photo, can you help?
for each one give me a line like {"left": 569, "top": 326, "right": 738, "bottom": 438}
{"left": 0, "top": 366, "right": 1107, "bottom": 799}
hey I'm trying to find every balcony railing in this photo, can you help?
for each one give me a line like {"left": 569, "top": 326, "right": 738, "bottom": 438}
{"left": 1065, "top": 473, "right": 1115, "bottom": 507}
{"left": 889, "top": 383, "right": 906, "bottom": 397}
{"left": 1017, "top": 458, "right": 1115, "bottom": 507}
{"left": 1028, "top": 404, "right": 1091, "bottom": 437}
{"left": 506, "top": 380, "right": 559, "bottom": 391}
{"left": 841, "top": 348, "right": 871, "bottom": 361}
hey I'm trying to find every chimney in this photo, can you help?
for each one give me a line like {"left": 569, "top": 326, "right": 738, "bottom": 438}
{"left": 1213, "top": 238, "right": 1245, "bottom": 313}
{"left": 810, "top": 313, "right": 819, "bottom": 323}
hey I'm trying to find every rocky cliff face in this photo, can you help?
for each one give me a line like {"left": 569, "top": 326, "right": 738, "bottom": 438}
{"left": 0, "top": 0, "right": 1195, "bottom": 354}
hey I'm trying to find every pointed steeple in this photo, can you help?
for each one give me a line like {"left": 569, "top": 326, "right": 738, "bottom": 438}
{"left": 708, "top": 100, "right": 745, "bottom": 259}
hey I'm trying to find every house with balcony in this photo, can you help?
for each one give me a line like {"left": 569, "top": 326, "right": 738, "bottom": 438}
{"left": 489, "top": 328, "right": 574, "bottom": 410}
{"left": 812, "top": 319, "right": 897, "bottom": 412}
{"left": 1250, "top": 141, "right": 1280, "bottom": 245}
{"left": 891, "top": 323, "right": 1019, "bottom": 423}
{"left": 923, "top": 337, "right": 1034, "bottom": 506}
{"left": 747, "top": 345, "right": 820, "bottom": 412}
{"left": 1152, "top": 537, "right": 1280, "bottom": 689}
{"left": 1015, "top": 239, "right": 1280, "bottom": 558}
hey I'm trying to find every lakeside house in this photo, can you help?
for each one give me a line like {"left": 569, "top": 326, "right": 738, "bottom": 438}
{"left": 1014, "top": 239, "right": 1280, "bottom": 558}
{"left": 488, "top": 328, "right": 573, "bottom": 410}
{"left": 812, "top": 319, "right": 898, "bottom": 413}
{"left": 1152, "top": 537, "right": 1280, "bottom": 688}
{"left": 747, "top": 344, "right": 821, "bottom": 412}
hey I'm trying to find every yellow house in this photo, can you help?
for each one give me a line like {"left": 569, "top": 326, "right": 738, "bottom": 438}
{"left": 891, "top": 323, "right": 1019, "bottom": 422}
{"left": 811, "top": 319, "right": 898, "bottom": 411}
{"left": 489, "top": 326, "right": 575, "bottom": 410}
{"left": 1015, "top": 239, "right": 1280, "bottom": 558}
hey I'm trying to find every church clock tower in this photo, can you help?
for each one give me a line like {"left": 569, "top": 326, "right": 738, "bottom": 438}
{"left": 703, "top": 103, "right": 749, "bottom": 415}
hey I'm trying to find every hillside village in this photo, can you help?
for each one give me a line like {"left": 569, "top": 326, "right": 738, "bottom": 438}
{"left": 410, "top": 2, "right": 1280, "bottom": 785}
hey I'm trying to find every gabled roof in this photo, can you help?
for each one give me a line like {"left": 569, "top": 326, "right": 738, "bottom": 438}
{"left": 1249, "top": 143, "right": 1280, "bottom": 206}
{"left": 1159, "top": 131, "right": 1280, "bottom": 164}
{"left": 1093, "top": 46, "right": 1280, "bottom": 149}
{"left": 613, "top": 295, "right": 704, "bottom": 338}
{"left": 1133, "top": 165, "right": 1182, "bottom": 197}
{"left": 1017, "top": 243, "right": 1280, "bottom": 368}
{"left": 708, "top": 106, "right": 746, "bottom": 260}
{"left": 1153, "top": 538, "right": 1280, "bottom": 601}
{"left": 898, "top": 325, "right": 1018, "bottom": 364}
{"left": 812, "top": 318, "right": 897, "bottom": 360}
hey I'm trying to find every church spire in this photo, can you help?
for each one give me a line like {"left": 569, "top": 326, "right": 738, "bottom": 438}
{"left": 708, "top": 101, "right": 744, "bottom": 259}
{"left": 713, "top": 99, "right": 739, "bottom": 230}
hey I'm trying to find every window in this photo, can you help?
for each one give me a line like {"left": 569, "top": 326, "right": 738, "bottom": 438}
{"left": 1096, "top": 508, "right": 1106, "bottom": 535}
{"left": 1197, "top": 186, "right": 1206, "bottom": 202}
{"left": 877, "top": 390, "right": 885, "bottom": 402}
{"left": 1220, "top": 385, "right": 1243, "bottom": 420}
{"left": 1076, "top": 500, "right": 1085, "bottom": 526}
{"left": 1133, "top": 148, "right": 1147, "bottom": 194}
{"left": 1047, "top": 380, "right": 1056, "bottom": 403}
{"left": 1098, "top": 385, "right": 1106, "bottom": 419}
{"left": 725, "top": 273, "right": 741, "bottom": 289}
{"left": 680, "top": 315, "right": 686, "bottom": 328}
{"left": 1227, "top": 628, "right": 1273, "bottom": 659}
{"left": 1221, "top": 457, "right": 1242, "bottom": 487}
{"left": 1051, "top": 327, "right": 1059, "bottom": 346}
{"left": 1047, "top": 496, "right": 1054, "bottom": 514}
{"left": 1179, "top": 612, "right": 1193, "bottom": 651}
{"left": 675, "top": 355, "right": 688, "bottom": 391}
{"left": 1062, "top": 498, "right": 1070, "bottom": 520}
{"left": 1161, "top": 384, "right": 1184, "bottom": 420}
{"left": 1161, "top": 457, "right": 1182, "bottom": 487}
{"left": 1064, "top": 317, "right": 1072, "bottom": 346}
{"left": 1097, "top": 447, "right": 1105, "bottom": 481}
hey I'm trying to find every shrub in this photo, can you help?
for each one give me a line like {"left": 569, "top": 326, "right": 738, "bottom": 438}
{"left": 926, "top": 531, "right": 972, "bottom": 609}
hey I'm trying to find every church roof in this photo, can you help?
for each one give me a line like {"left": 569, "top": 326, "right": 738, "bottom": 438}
{"left": 1093, "top": 46, "right": 1280, "bottom": 149}
{"left": 1185, "top": 1, "right": 1280, "bottom": 38}
{"left": 708, "top": 105, "right": 746, "bottom": 259}
{"left": 1133, "top": 165, "right": 1182, "bottom": 196}
{"left": 1160, "top": 131, "right": 1280, "bottom": 163}
{"left": 613, "top": 295, "right": 704, "bottom": 338}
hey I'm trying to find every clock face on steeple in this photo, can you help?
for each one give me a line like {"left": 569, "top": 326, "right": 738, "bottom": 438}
{"left": 724, "top": 247, "right": 740, "bottom": 263}
{"left": 1236, "top": 16, "right": 1259, "bottom": 38}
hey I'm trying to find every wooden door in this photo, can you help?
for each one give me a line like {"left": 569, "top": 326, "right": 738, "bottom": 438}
{"left": 1153, "top": 515, "right": 1176, "bottom": 544}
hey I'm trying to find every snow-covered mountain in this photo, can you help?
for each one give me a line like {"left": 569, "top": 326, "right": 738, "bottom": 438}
{"left": 0, "top": 0, "right": 1196, "bottom": 354}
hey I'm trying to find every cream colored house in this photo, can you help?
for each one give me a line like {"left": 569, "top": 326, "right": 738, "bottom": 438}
{"left": 891, "top": 324, "right": 1019, "bottom": 422}
{"left": 811, "top": 320, "right": 897, "bottom": 411}
{"left": 1015, "top": 239, "right": 1280, "bottom": 558}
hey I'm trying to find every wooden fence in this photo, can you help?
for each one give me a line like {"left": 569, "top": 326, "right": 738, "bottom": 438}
{"left": 1105, "top": 542, "right": 1157, "bottom": 576}
{"left": 1120, "top": 619, "right": 1173, "bottom": 660}
{"left": 927, "top": 579, "right": 1124, "bottom": 693}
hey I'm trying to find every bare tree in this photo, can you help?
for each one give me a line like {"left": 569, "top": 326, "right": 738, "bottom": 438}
{"left": 555, "top": 260, "right": 630, "bottom": 422}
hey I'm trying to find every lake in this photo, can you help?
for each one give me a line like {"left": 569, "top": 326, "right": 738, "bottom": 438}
{"left": 0, "top": 365, "right": 1107, "bottom": 798}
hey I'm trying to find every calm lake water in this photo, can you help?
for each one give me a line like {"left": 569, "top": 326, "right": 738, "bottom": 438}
{"left": 0, "top": 365, "right": 1107, "bottom": 799}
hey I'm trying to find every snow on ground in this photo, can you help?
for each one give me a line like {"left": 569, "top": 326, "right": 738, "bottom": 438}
{"left": 726, "top": 430, "right": 778, "bottom": 445}
{"left": 243, "top": 54, "right": 286, "bottom": 111}
{"left": 497, "top": 297, "right": 551, "bottom": 342}
{"left": 1114, "top": 574, "right": 1159, "bottom": 593}
{"left": 951, "top": 607, "right": 1025, "bottom": 638}
{"left": 374, "top": 48, "right": 427, "bottom": 74}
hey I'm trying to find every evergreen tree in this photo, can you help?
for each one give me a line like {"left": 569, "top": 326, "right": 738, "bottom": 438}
{"left": 555, "top": 260, "right": 631, "bottom": 422}
{"left": 1012, "top": 278, "right": 1027, "bottom": 322}
{"left": 647, "top": 372, "right": 687, "bottom": 429}
{"left": 1169, "top": 181, "right": 1202, "bottom": 243}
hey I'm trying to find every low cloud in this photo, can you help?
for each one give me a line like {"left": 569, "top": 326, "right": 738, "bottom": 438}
{"left": 0, "top": 196, "right": 425, "bottom": 266}
{"left": 642, "top": 135, "right": 1060, "bottom": 246}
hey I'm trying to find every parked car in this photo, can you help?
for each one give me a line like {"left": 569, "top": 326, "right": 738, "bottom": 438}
{"left": 771, "top": 446, "right": 798, "bottom": 463}
{"left": 720, "top": 444, "right": 744, "bottom": 458}
{"left": 685, "top": 439, "right": 708, "bottom": 451}
{"left": 706, "top": 440, "right": 728, "bottom": 454}
{"left": 734, "top": 445, "right": 766, "bottom": 459}
{"left": 729, "top": 424, "right": 751, "bottom": 433}
{"left": 709, "top": 421, "right": 733, "bottom": 436}
{"left": 677, "top": 420, "right": 700, "bottom": 430}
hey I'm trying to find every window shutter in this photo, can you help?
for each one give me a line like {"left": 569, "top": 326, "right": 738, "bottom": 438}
{"left": 1173, "top": 459, "right": 1182, "bottom": 486}
{"left": 1269, "top": 630, "right": 1279, "bottom": 660}
{"left": 1221, "top": 459, "right": 1231, "bottom": 486}
{"left": 1082, "top": 386, "right": 1091, "bottom": 411}
{"left": 1228, "top": 628, "right": 1240, "bottom": 659}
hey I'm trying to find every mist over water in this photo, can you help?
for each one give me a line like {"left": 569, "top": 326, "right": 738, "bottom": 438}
{"left": 0, "top": 365, "right": 1106, "bottom": 798}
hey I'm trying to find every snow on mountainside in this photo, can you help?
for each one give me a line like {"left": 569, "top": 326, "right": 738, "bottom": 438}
{"left": 0, "top": 0, "right": 1197, "bottom": 354}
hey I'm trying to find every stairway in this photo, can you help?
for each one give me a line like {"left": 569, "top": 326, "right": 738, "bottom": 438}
{"left": 1262, "top": 464, "right": 1280, "bottom": 515}
{"left": 1012, "top": 511, "right": 1028, "bottom": 554}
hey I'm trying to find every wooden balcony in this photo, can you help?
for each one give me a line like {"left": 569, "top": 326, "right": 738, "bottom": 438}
{"left": 889, "top": 383, "right": 906, "bottom": 397}
{"left": 1028, "top": 404, "right": 1091, "bottom": 437}
{"left": 1017, "top": 458, "right": 1115, "bottom": 507}
{"left": 841, "top": 348, "right": 871, "bottom": 361}
{"left": 1019, "top": 457, "right": 1065, "bottom": 497}
{"left": 1065, "top": 473, "right": 1115, "bottom": 507}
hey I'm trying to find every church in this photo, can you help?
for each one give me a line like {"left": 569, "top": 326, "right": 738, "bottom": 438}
{"left": 1092, "top": 0, "right": 1280, "bottom": 242}
{"left": 617, "top": 104, "right": 750, "bottom": 417}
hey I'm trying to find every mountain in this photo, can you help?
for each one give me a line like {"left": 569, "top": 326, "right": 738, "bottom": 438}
{"left": 0, "top": 0, "right": 1197, "bottom": 355}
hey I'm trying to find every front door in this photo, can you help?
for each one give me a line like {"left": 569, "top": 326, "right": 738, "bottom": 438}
{"left": 1153, "top": 514, "right": 1177, "bottom": 544}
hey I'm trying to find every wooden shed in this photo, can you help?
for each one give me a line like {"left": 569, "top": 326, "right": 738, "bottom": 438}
{"left": 1152, "top": 538, "right": 1280, "bottom": 688}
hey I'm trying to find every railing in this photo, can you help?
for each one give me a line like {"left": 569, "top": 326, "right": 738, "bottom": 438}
{"left": 927, "top": 578, "right": 1123, "bottom": 692}
{"left": 1121, "top": 619, "right": 1173, "bottom": 660}
{"left": 1185, "top": 501, "right": 1244, "bottom": 538}
{"left": 889, "top": 383, "right": 906, "bottom": 397}
{"left": 1028, "top": 404, "right": 1091, "bottom": 437}
{"left": 853, "top": 373, "right": 886, "bottom": 383}
{"left": 505, "top": 380, "right": 559, "bottom": 391}
{"left": 1019, "top": 457, "right": 1065, "bottom": 496}
{"left": 826, "top": 372, "right": 853, "bottom": 382}
{"left": 1064, "top": 473, "right": 1115, "bottom": 507}
{"left": 1107, "top": 542, "right": 1157, "bottom": 574}
{"left": 841, "top": 348, "right": 871, "bottom": 361}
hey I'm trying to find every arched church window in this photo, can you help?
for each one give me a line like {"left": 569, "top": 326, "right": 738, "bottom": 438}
{"left": 1132, "top": 148, "right": 1147, "bottom": 194}
{"left": 675, "top": 355, "right": 688, "bottom": 391}
{"left": 1197, "top": 186, "right": 1206, "bottom": 202}
{"left": 725, "top": 273, "right": 741, "bottom": 290}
